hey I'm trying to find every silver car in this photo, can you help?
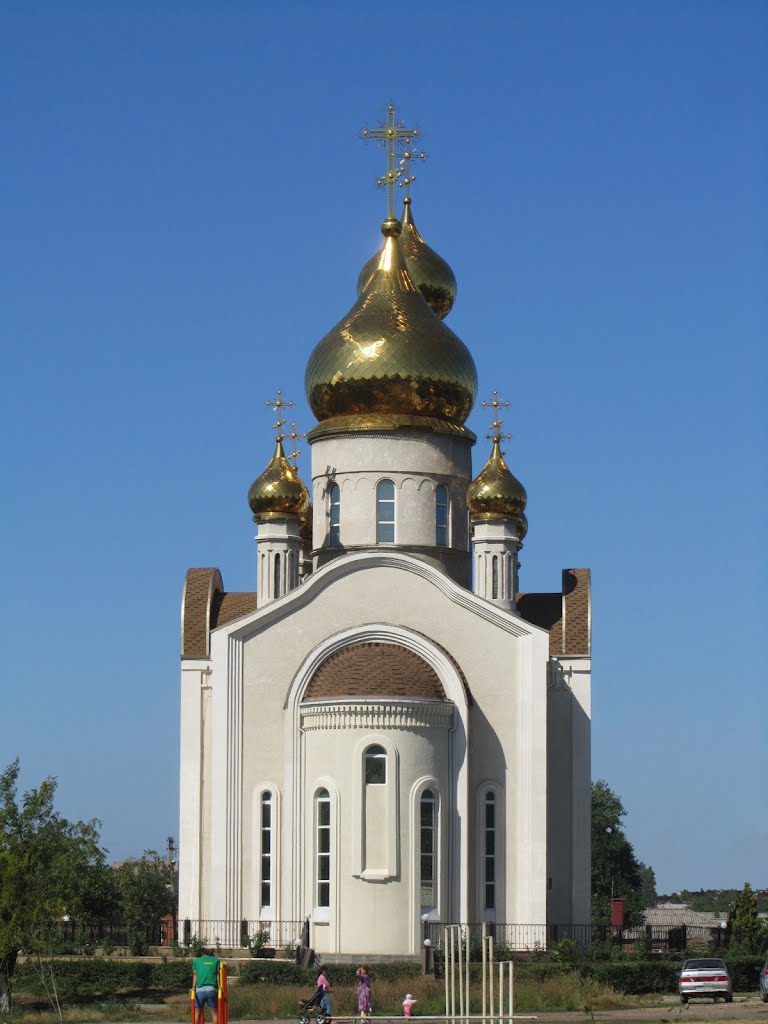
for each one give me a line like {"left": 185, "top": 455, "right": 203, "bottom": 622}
{"left": 759, "top": 958, "right": 768, "bottom": 1003}
{"left": 678, "top": 958, "right": 733, "bottom": 1003}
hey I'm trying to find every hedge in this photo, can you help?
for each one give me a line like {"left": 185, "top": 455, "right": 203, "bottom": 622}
{"left": 14, "top": 959, "right": 193, "bottom": 1000}
{"left": 238, "top": 961, "right": 422, "bottom": 985}
{"left": 13, "top": 953, "right": 766, "bottom": 1001}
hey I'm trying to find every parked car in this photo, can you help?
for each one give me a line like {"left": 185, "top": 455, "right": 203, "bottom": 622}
{"left": 759, "top": 958, "right": 768, "bottom": 1003}
{"left": 678, "top": 958, "right": 733, "bottom": 1003}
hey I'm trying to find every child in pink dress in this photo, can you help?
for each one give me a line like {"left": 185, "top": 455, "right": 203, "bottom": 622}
{"left": 403, "top": 994, "right": 417, "bottom": 1018}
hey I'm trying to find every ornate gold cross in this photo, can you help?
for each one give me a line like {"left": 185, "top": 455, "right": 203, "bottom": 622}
{"left": 398, "top": 142, "right": 427, "bottom": 196}
{"left": 360, "top": 102, "right": 423, "bottom": 219}
{"left": 265, "top": 389, "right": 294, "bottom": 443}
{"left": 482, "top": 390, "right": 512, "bottom": 445}
{"left": 287, "top": 421, "right": 305, "bottom": 471}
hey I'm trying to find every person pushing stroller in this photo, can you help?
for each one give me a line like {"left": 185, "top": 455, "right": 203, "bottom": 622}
{"left": 299, "top": 968, "right": 332, "bottom": 1024}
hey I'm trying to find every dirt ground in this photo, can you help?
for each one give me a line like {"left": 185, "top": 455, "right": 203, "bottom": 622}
{"left": 228, "top": 1001, "right": 768, "bottom": 1024}
{"left": 536, "top": 994, "right": 768, "bottom": 1023}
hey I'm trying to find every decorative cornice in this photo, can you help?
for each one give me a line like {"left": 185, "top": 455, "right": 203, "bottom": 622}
{"left": 300, "top": 700, "right": 454, "bottom": 732}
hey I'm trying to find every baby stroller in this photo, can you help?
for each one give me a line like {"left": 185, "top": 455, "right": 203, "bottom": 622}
{"left": 298, "top": 985, "right": 329, "bottom": 1024}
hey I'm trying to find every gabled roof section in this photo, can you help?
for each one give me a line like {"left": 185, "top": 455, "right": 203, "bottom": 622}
{"left": 517, "top": 568, "right": 591, "bottom": 658}
{"left": 181, "top": 568, "right": 257, "bottom": 659}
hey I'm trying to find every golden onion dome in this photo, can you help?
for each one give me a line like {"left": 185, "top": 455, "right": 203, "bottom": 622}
{"left": 357, "top": 197, "right": 457, "bottom": 319}
{"left": 306, "top": 217, "right": 477, "bottom": 425}
{"left": 248, "top": 438, "right": 310, "bottom": 522}
{"left": 467, "top": 437, "right": 528, "bottom": 538}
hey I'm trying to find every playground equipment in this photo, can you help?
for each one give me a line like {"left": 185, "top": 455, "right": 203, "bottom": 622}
{"left": 444, "top": 923, "right": 520, "bottom": 1024}
{"left": 190, "top": 962, "right": 227, "bottom": 1024}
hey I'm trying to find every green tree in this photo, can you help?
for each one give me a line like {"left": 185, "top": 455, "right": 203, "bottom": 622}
{"left": 591, "top": 779, "right": 645, "bottom": 927}
{"left": 638, "top": 862, "right": 658, "bottom": 909}
{"left": 729, "top": 882, "right": 767, "bottom": 953}
{"left": 114, "top": 850, "right": 176, "bottom": 925}
{"left": 0, "top": 760, "right": 110, "bottom": 1012}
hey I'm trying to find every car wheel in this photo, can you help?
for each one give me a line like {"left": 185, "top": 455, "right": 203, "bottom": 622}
{"left": 680, "top": 996, "right": 688, "bottom": 1004}
{"left": 725, "top": 994, "right": 732, "bottom": 1003}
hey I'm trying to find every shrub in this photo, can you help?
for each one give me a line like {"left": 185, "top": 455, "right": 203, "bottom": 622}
{"left": 13, "top": 958, "right": 193, "bottom": 1000}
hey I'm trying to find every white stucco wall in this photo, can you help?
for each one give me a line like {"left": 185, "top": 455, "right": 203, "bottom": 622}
{"left": 310, "top": 430, "right": 473, "bottom": 554}
{"left": 179, "top": 552, "right": 553, "bottom": 954}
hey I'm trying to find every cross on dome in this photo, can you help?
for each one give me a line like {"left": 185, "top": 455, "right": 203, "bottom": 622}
{"left": 482, "top": 391, "right": 512, "bottom": 445}
{"left": 398, "top": 143, "right": 427, "bottom": 196}
{"left": 265, "top": 389, "right": 294, "bottom": 443}
{"left": 287, "top": 421, "right": 305, "bottom": 471}
{"left": 360, "top": 102, "right": 423, "bottom": 219}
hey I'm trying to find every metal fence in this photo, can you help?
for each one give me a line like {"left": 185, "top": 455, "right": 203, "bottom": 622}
{"left": 424, "top": 922, "right": 724, "bottom": 954}
{"left": 56, "top": 920, "right": 170, "bottom": 948}
{"left": 179, "top": 918, "right": 306, "bottom": 950}
{"left": 425, "top": 922, "right": 592, "bottom": 952}
{"left": 52, "top": 919, "right": 725, "bottom": 955}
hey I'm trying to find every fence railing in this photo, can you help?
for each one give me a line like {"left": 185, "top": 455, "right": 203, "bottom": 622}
{"left": 55, "top": 919, "right": 171, "bottom": 948}
{"left": 51, "top": 919, "right": 726, "bottom": 955}
{"left": 425, "top": 922, "right": 592, "bottom": 952}
{"left": 180, "top": 918, "right": 306, "bottom": 950}
{"left": 424, "top": 922, "right": 725, "bottom": 953}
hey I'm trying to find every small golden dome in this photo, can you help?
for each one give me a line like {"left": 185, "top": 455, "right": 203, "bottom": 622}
{"left": 357, "top": 197, "right": 457, "bottom": 319}
{"left": 306, "top": 219, "right": 477, "bottom": 425}
{"left": 467, "top": 437, "right": 527, "bottom": 537}
{"left": 248, "top": 438, "right": 310, "bottom": 522}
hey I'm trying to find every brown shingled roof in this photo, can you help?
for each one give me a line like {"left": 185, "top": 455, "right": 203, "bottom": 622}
{"left": 181, "top": 568, "right": 257, "bottom": 658}
{"left": 305, "top": 642, "right": 447, "bottom": 701}
{"left": 516, "top": 568, "right": 590, "bottom": 658}
{"left": 211, "top": 591, "right": 258, "bottom": 629}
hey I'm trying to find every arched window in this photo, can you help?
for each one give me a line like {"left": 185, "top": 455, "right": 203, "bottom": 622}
{"left": 491, "top": 555, "right": 499, "bottom": 599}
{"left": 316, "top": 789, "right": 331, "bottom": 908}
{"left": 420, "top": 789, "right": 437, "bottom": 914}
{"left": 260, "top": 792, "right": 272, "bottom": 908}
{"left": 365, "top": 745, "right": 386, "bottom": 785}
{"left": 435, "top": 485, "right": 448, "bottom": 546}
{"left": 376, "top": 480, "right": 396, "bottom": 543}
{"left": 329, "top": 483, "right": 340, "bottom": 546}
{"left": 484, "top": 791, "right": 496, "bottom": 910}
{"left": 274, "top": 553, "right": 281, "bottom": 599}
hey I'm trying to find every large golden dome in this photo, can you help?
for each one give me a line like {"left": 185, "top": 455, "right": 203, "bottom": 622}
{"left": 248, "top": 438, "right": 310, "bottom": 521}
{"left": 305, "top": 218, "right": 477, "bottom": 426}
{"left": 467, "top": 437, "right": 528, "bottom": 539}
{"left": 357, "top": 197, "right": 457, "bottom": 319}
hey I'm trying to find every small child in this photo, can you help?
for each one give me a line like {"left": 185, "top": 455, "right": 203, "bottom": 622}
{"left": 403, "top": 993, "right": 417, "bottom": 1018}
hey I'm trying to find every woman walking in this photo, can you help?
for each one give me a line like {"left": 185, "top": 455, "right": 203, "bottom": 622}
{"left": 356, "top": 965, "right": 372, "bottom": 1023}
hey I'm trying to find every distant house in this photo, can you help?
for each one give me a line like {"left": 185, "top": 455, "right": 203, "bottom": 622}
{"left": 637, "top": 903, "right": 726, "bottom": 950}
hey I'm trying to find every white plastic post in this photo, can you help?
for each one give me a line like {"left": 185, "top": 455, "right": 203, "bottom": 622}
{"left": 444, "top": 927, "right": 450, "bottom": 1024}
{"left": 508, "top": 960, "right": 513, "bottom": 1021}
{"left": 481, "top": 924, "right": 487, "bottom": 1024}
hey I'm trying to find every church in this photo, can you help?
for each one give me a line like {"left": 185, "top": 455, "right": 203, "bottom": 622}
{"left": 177, "top": 106, "right": 592, "bottom": 956}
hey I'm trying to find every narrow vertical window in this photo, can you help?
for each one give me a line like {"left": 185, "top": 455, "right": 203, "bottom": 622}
{"left": 492, "top": 556, "right": 499, "bottom": 599}
{"left": 376, "top": 480, "right": 395, "bottom": 543}
{"left": 316, "top": 789, "right": 330, "bottom": 908}
{"left": 260, "top": 792, "right": 272, "bottom": 908}
{"left": 484, "top": 791, "right": 496, "bottom": 910}
{"left": 329, "top": 483, "right": 340, "bottom": 546}
{"left": 420, "top": 789, "right": 437, "bottom": 913}
{"left": 365, "top": 745, "right": 386, "bottom": 784}
{"left": 274, "top": 553, "right": 281, "bottom": 598}
{"left": 435, "top": 485, "right": 448, "bottom": 546}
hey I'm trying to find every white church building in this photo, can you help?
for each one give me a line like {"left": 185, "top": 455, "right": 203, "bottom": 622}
{"left": 178, "top": 112, "right": 591, "bottom": 956}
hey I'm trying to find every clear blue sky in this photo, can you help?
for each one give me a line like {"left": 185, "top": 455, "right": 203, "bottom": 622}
{"left": 1, "top": 0, "right": 766, "bottom": 898}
